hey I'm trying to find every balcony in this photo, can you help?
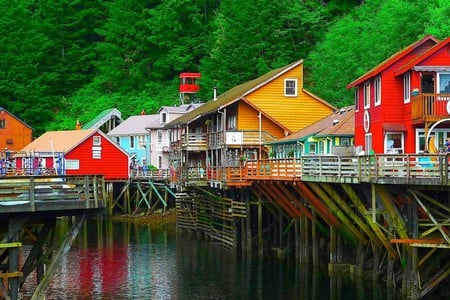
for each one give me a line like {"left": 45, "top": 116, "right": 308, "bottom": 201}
{"left": 411, "top": 93, "right": 450, "bottom": 124}
{"left": 180, "top": 133, "right": 207, "bottom": 151}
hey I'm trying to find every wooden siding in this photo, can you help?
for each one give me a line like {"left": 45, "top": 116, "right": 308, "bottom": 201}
{"left": 237, "top": 101, "right": 285, "bottom": 139}
{"left": 245, "top": 64, "right": 334, "bottom": 133}
{"left": 65, "top": 134, "right": 129, "bottom": 180}
{"left": 0, "top": 112, "right": 32, "bottom": 151}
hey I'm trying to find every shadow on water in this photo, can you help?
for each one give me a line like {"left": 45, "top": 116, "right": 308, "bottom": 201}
{"left": 20, "top": 217, "right": 404, "bottom": 299}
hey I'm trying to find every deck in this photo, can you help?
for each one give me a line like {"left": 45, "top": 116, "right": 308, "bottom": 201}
{"left": 244, "top": 153, "right": 450, "bottom": 186}
{"left": 0, "top": 175, "right": 106, "bottom": 214}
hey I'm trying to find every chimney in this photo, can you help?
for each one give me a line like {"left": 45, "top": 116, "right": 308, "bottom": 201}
{"left": 75, "top": 119, "right": 81, "bottom": 130}
{"left": 213, "top": 87, "right": 217, "bottom": 101}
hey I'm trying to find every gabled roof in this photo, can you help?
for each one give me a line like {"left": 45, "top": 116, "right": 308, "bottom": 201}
{"left": 108, "top": 114, "right": 161, "bottom": 136}
{"left": 159, "top": 103, "right": 203, "bottom": 114}
{"left": 21, "top": 129, "right": 98, "bottom": 154}
{"left": 394, "top": 36, "right": 450, "bottom": 76}
{"left": 166, "top": 60, "right": 309, "bottom": 128}
{"left": 347, "top": 35, "right": 440, "bottom": 89}
{"left": 82, "top": 108, "right": 122, "bottom": 130}
{"left": 269, "top": 106, "right": 355, "bottom": 144}
{"left": 0, "top": 107, "right": 33, "bottom": 130}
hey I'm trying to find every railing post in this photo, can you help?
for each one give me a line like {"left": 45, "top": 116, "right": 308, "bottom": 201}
{"left": 30, "top": 177, "right": 35, "bottom": 212}
{"left": 84, "top": 176, "right": 90, "bottom": 209}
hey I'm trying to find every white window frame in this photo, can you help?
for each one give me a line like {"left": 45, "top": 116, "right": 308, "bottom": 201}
{"left": 65, "top": 159, "right": 80, "bottom": 170}
{"left": 355, "top": 87, "right": 359, "bottom": 111}
{"left": 365, "top": 133, "right": 373, "bottom": 154}
{"left": 385, "top": 132, "right": 404, "bottom": 154}
{"left": 130, "top": 136, "right": 135, "bottom": 149}
{"left": 157, "top": 130, "right": 163, "bottom": 144}
{"left": 161, "top": 112, "right": 167, "bottom": 124}
{"left": 309, "top": 143, "right": 316, "bottom": 154}
{"left": 138, "top": 135, "right": 146, "bottom": 149}
{"left": 374, "top": 76, "right": 381, "bottom": 106}
{"left": 284, "top": 79, "right": 297, "bottom": 97}
{"left": 363, "top": 82, "right": 370, "bottom": 109}
{"left": 404, "top": 73, "right": 411, "bottom": 103}
{"left": 93, "top": 136, "right": 101, "bottom": 146}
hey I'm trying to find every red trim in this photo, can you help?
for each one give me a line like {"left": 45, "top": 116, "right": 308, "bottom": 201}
{"left": 346, "top": 35, "right": 439, "bottom": 89}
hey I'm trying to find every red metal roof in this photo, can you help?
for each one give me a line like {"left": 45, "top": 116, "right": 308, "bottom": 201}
{"left": 179, "top": 72, "right": 201, "bottom": 78}
{"left": 346, "top": 35, "right": 439, "bottom": 89}
{"left": 393, "top": 36, "right": 450, "bottom": 76}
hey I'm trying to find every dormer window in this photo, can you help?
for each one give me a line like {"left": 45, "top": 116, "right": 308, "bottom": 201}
{"left": 161, "top": 112, "right": 167, "bottom": 124}
{"left": 284, "top": 79, "right": 297, "bottom": 96}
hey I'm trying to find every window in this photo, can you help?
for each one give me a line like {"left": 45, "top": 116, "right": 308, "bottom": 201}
{"left": 404, "top": 73, "right": 411, "bottom": 103}
{"left": 309, "top": 143, "right": 316, "bottom": 154}
{"left": 374, "top": 76, "right": 381, "bottom": 106}
{"left": 284, "top": 79, "right": 297, "bottom": 96}
{"left": 138, "top": 135, "right": 146, "bottom": 148}
{"left": 365, "top": 133, "right": 372, "bottom": 154}
{"left": 438, "top": 73, "right": 450, "bottom": 100}
{"left": 0, "top": 119, "right": 5, "bottom": 128}
{"left": 227, "top": 115, "right": 236, "bottom": 130}
{"left": 66, "top": 159, "right": 80, "bottom": 170}
{"left": 157, "top": 130, "right": 163, "bottom": 143}
{"left": 364, "top": 82, "right": 370, "bottom": 108}
{"left": 115, "top": 136, "right": 120, "bottom": 145}
{"left": 385, "top": 132, "right": 404, "bottom": 154}
{"left": 158, "top": 156, "right": 162, "bottom": 169}
{"left": 93, "top": 136, "right": 101, "bottom": 146}
{"left": 354, "top": 87, "right": 359, "bottom": 111}
{"left": 130, "top": 136, "right": 135, "bottom": 149}
{"left": 341, "top": 138, "right": 350, "bottom": 146}
{"left": 161, "top": 112, "right": 167, "bottom": 124}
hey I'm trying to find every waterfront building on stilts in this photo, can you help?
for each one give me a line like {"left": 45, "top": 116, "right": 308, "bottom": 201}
{"left": 164, "top": 36, "right": 450, "bottom": 299}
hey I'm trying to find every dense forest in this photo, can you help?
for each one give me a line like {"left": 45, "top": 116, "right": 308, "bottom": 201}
{"left": 0, "top": 0, "right": 449, "bottom": 136}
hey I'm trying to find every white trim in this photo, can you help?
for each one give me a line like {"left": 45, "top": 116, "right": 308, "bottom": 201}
{"left": 404, "top": 73, "right": 411, "bottom": 103}
{"left": 363, "top": 82, "right": 370, "bottom": 109}
{"left": 284, "top": 78, "right": 298, "bottom": 97}
{"left": 374, "top": 76, "right": 381, "bottom": 106}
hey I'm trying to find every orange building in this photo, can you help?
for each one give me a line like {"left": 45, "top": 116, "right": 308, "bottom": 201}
{"left": 166, "top": 60, "right": 336, "bottom": 188}
{"left": 0, "top": 107, "right": 33, "bottom": 152}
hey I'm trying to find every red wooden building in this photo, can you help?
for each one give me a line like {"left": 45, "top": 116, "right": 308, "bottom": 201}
{"left": 347, "top": 35, "right": 450, "bottom": 154}
{"left": 16, "top": 129, "right": 129, "bottom": 181}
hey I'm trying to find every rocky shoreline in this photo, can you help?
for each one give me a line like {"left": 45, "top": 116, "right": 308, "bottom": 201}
{"left": 111, "top": 208, "right": 177, "bottom": 227}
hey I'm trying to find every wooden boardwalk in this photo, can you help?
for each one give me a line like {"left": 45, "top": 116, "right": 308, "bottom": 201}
{"left": 0, "top": 175, "right": 106, "bottom": 300}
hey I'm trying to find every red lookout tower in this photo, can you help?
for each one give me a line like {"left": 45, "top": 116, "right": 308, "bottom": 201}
{"left": 179, "top": 72, "right": 201, "bottom": 105}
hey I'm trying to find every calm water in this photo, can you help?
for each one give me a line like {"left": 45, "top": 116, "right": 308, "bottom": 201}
{"left": 21, "top": 218, "right": 402, "bottom": 300}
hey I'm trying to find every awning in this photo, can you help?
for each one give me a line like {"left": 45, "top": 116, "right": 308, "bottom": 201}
{"left": 413, "top": 66, "right": 450, "bottom": 72}
{"left": 383, "top": 123, "right": 407, "bottom": 132}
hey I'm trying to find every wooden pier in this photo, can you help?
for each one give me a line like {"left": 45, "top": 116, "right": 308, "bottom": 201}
{"left": 0, "top": 175, "right": 106, "bottom": 300}
{"left": 170, "top": 153, "right": 450, "bottom": 299}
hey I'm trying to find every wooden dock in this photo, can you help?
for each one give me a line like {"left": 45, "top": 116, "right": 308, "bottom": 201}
{"left": 0, "top": 175, "right": 106, "bottom": 300}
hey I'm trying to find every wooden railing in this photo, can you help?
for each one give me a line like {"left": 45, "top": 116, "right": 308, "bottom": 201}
{"left": 411, "top": 93, "right": 450, "bottom": 122}
{"left": 181, "top": 133, "right": 207, "bottom": 150}
{"left": 0, "top": 175, "right": 106, "bottom": 212}
{"left": 242, "top": 154, "right": 450, "bottom": 185}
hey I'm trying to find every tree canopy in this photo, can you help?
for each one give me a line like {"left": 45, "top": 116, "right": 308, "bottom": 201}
{"left": 0, "top": 0, "right": 448, "bottom": 136}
